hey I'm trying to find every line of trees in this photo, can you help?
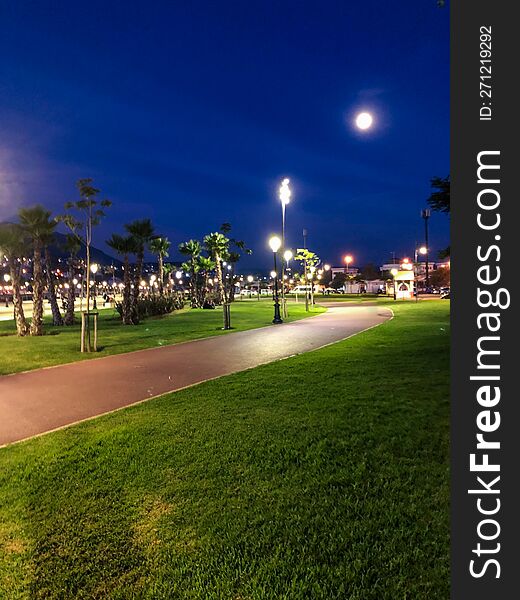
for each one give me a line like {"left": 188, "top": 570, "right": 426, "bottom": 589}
{"left": 0, "top": 179, "right": 252, "bottom": 336}
{"left": 178, "top": 223, "right": 251, "bottom": 329}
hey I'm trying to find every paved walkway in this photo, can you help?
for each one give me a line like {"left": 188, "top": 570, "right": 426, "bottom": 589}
{"left": 0, "top": 304, "right": 392, "bottom": 446}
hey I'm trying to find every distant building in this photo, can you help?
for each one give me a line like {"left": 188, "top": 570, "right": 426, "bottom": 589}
{"left": 330, "top": 266, "right": 359, "bottom": 278}
{"left": 380, "top": 261, "right": 449, "bottom": 279}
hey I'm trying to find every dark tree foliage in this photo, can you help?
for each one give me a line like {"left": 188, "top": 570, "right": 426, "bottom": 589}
{"left": 427, "top": 176, "right": 450, "bottom": 214}
{"left": 360, "top": 263, "right": 381, "bottom": 280}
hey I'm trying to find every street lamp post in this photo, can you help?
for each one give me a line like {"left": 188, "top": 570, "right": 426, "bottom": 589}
{"left": 391, "top": 268, "right": 398, "bottom": 301}
{"left": 414, "top": 245, "right": 427, "bottom": 299}
{"left": 421, "top": 209, "right": 431, "bottom": 287}
{"left": 344, "top": 254, "right": 353, "bottom": 294}
{"left": 269, "top": 236, "right": 283, "bottom": 324}
{"left": 283, "top": 249, "right": 293, "bottom": 306}
{"left": 90, "top": 263, "right": 99, "bottom": 309}
{"left": 323, "top": 263, "right": 331, "bottom": 293}
{"left": 247, "top": 275, "right": 254, "bottom": 299}
{"left": 279, "top": 178, "right": 291, "bottom": 318}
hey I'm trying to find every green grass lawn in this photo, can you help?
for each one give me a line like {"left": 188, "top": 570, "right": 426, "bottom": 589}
{"left": 0, "top": 300, "right": 325, "bottom": 375}
{"left": 0, "top": 301, "right": 449, "bottom": 599}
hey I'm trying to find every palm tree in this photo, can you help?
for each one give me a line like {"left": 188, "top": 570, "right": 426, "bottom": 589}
{"left": 203, "top": 232, "right": 229, "bottom": 305}
{"left": 43, "top": 233, "right": 64, "bottom": 326}
{"left": 63, "top": 234, "right": 81, "bottom": 325}
{"left": 149, "top": 237, "right": 170, "bottom": 294}
{"left": 163, "top": 262, "right": 174, "bottom": 291}
{"left": 196, "top": 255, "right": 215, "bottom": 306}
{"left": 427, "top": 176, "right": 450, "bottom": 214}
{"left": 125, "top": 219, "right": 154, "bottom": 321}
{"left": 0, "top": 224, "right": 29, "bottom": 336}
{"left": 107, "top": 233, "right": 138, "bottom": 325}
{"left": 18, "top": 205, "right": 57, "bottom": 336}
{"left": 179, "top": 239, "right": 202, "bottom": 307}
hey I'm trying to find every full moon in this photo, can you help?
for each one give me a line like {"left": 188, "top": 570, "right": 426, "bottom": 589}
{"left": 355, "top": 112, "right": 373, "bottom": 130}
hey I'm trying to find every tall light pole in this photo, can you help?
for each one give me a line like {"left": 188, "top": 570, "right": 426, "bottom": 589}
{"left": 344, "top": 254, "right": 353, "bottom": 294}
{"left": 279, "top": 178, "right": 291, "bottom": 318}
{"left": 414, "top": 245, "right": 427, "bottom": 295}
{"left": 421, "top": 209, "right": 431, "bottom": 287}
{"left": 391, "top": 268, "right": 398, "bottom": 301}
{"left": 283, "top": 249, "right": 293, "bottom": 301}
{"left": 269, "top": 235, "right": 283, "bottom": 324}
{"left": 324, "top": 263, "right": 331, "bottom": 293}
{"left": 90, "top": 263, "right": 99, "bottom": 310}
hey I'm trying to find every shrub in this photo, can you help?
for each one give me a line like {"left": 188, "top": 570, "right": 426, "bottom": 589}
{"left": 115, "top": 293, "right": 185, "bottom": 320}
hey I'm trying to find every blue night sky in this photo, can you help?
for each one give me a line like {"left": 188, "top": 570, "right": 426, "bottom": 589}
{"left": 0, "top": 1, "right": 449, "bottom": 270}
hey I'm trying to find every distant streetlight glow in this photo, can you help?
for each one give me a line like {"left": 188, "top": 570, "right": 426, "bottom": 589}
{"left": 283, "top": 249, "right": 293, "bottom": 262}
{"left": 355, "top": 112, "right": 373, "bottom": 130}
{"left": 419, "top": 246, "right": 427, "bottom": 255}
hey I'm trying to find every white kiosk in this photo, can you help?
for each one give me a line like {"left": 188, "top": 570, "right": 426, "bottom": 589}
{"left": 388, "top": 261, "right": 415, "bottom": 299}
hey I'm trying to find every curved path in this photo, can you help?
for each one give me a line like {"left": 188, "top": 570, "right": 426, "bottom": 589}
{"left": 0, "top": 304, "right": 392, "bottom": 446}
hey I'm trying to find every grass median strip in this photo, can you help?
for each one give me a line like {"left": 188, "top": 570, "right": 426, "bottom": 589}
{"left": 0, "top": 301, "right": 449, "bottom": 598}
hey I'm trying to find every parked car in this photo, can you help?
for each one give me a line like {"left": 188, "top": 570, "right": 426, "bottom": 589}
{"left": 322, "top": 287, "right": 340, "bottom": 294}
{"left": 288, "top": 285, "right": 312, "bottom": 294}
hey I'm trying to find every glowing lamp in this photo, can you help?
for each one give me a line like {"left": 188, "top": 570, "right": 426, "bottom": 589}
{"left": 269, "top": 236, "right": 282, "bottom": 253}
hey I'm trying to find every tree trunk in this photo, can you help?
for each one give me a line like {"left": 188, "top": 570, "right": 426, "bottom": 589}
{"left": 198, "top": 272, "right": 208, "bottom": 306}
{"left": 158, "top": 255, "right": 164, "bottom": 295}
{"left": 122, "top": 255, "right": 133, "bottom": 325}
{"left": 189, "top": 258, "right": 198, "bottom": 308}
{"left": 10, "top": 263, "right": 29, "bottom": 336}
{"left": 30, "top": 242, "right": 44, "bottom": 336}
{"left": 64, "top": 255, "right": 76, "bottom": 326}
{"left": 215, "top": 256, "right": 224, "bottom": 305}
{"left": 228, "top": 264, "right": 236, "bottom": 302}
{"left": 45, "top": 246, "right": 64, "bottom": 326}
{"left": 131, "top": 252, "right": 143, "bottom": 324}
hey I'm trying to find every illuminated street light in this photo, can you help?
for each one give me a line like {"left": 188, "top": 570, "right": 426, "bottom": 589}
{"left": 279, "top": 178, "right": 291, "bottom": 206}
{"left": 269, "top": 235, "right": 282, "bottom": 253}
{"left": 90, "top": 263, "right": 99, "bottom": 309}
{"left": 268, "top": 236, "right": 283, "bottom": 324}
{"left": 279, "top": 178, "right": 291, "bottom": 319}
{"left": 421, "top": 209, "right": 431, "bottom": 287}
{"left": 343, "top": 254, "right": 353, "bottom": 293}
